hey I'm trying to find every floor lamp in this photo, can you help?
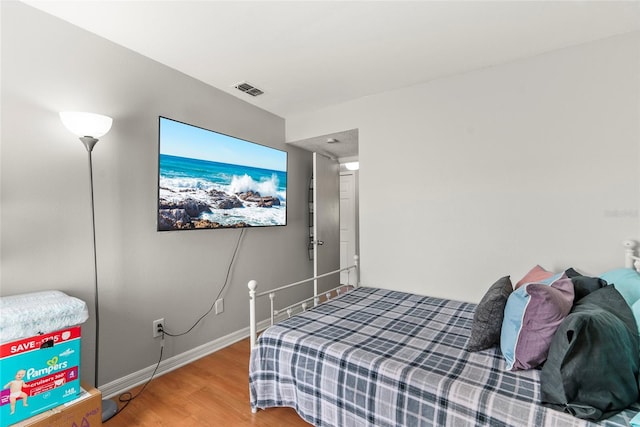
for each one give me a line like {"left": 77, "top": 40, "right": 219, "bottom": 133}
{"left": 59, "top": 111, "right": 119, "bottom": 422}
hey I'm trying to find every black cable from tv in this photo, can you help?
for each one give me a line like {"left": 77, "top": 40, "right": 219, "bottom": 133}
{"left": 162, "top": 227, "right": 245, "bottom": 337}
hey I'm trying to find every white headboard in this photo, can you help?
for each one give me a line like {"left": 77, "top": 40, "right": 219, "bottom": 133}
{"left": 623, "top": 240, "right": 640, "bottom": 272}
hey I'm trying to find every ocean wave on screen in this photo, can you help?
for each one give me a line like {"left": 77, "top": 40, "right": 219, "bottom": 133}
{"left": 227, "top": 174, "right": 282, "bottom": 199}
{"left": 159, "top": 176, "right": 218, "bottom": 192}
{"left": 201, "top": 206, "right": 285, "bottom": 226}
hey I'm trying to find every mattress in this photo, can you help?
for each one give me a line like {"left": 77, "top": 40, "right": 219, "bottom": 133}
{"left": 249, "top": 287, "right": 640, "bottom": 427}
{"left": 0, "top": 290, "right": 88, "bottom": 343}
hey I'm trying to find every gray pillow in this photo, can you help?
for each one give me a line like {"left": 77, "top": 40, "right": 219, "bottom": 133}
{"left": 564, "top": 267, "right": 607, "bottom": 302}
{"left": 467, "top": 276, "right": 513, "bottom": 352}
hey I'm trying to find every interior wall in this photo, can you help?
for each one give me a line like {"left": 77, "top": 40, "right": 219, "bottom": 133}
{"left": 288, "top": 32, "right": 640, "bottom": 303}
{"left": 1, "top": 1, "right": 312, "bottom": 387}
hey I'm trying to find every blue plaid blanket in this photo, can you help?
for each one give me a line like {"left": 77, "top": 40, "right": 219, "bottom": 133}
{"left": 249, "top": 287, "right": 639, "bottom": 426}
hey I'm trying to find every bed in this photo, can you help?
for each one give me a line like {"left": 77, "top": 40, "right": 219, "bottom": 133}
{"left": 248, "top": 247, "right": 640, "bottom": 426}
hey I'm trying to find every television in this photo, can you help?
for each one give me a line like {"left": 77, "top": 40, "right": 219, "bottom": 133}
{"left": 157, "top": 116, "right": 287, "bottom": 231}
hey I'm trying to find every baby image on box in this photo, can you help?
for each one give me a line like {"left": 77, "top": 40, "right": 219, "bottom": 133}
{"left": 3, "top": 369, "right": 28, "bottom": 415}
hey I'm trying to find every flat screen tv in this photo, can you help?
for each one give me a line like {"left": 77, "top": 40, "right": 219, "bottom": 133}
{"left": 157, "top": 116, "right": 287, "bottom": 231}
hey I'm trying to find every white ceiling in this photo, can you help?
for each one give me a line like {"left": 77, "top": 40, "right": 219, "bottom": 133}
{"left": 288, "top": 128, "right": 359, "bottom": 162}
{"left": 21, "top": 0, "right": 640, "bottom": 159}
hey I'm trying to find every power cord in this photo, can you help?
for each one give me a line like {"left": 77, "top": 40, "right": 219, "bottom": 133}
{"left": 105, "top": 332, "right": 165, "bottom": 421}
{"left": 163, "top": 227, "right": 245, "bottom": 337}
{"left": 105, "top": 227, "right": 245, "bottom": 420}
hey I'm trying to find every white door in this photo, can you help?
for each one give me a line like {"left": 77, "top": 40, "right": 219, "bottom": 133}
{"left": 340, "top": 172, "right": 358, "bottom": 286}
{"left": 313, "top": 152, "right": 340, "bottom": 297}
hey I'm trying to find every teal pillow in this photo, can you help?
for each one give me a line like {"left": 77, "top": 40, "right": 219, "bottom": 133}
{"left": 632, "top": 299, "right": 640, "bottom": 336}
{"left": 600, "top": 268, "right": 640, "bottom": 307}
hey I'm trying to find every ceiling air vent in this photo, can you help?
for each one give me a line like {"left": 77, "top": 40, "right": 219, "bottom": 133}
{"left": 234, "top": 82, "right": 264, "bottom": 97}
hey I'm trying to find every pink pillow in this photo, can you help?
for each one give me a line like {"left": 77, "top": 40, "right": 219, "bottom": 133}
{"left": 515, "top": 265, "right": 555, "bottom": 289}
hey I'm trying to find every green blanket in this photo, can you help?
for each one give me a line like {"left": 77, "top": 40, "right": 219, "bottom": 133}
{"left": 540, "top": 285, "right": 639, "bottom": 421}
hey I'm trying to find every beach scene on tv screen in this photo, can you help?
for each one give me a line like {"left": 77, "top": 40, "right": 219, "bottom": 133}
{"left": 158, "top": 117, "right": 287, "bottom": 230}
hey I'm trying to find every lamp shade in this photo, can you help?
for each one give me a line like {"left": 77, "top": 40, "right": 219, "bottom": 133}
{"left": 60, "top": 112, "right": 113, "bottom": 138}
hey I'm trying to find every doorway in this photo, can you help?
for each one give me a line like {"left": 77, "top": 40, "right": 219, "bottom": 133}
{"left": 288, "top": 129, "right": 360, "bottom": 288}
{"left": 340, "top": 169, "right": 358, "bottom": 286}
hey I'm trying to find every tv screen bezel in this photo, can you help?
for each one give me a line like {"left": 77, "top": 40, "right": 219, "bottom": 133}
{"left": 157, "top": 116, "right": 288, "bottom": 231}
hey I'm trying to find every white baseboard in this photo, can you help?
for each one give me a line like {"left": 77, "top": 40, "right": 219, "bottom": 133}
{"left": 99, "top": 319, "right": 271, "bottom": 399}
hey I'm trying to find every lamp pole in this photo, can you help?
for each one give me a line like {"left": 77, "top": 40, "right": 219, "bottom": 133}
{"left": 81, "top": 136, "right": 101, "bottom": 390}
{"left": 60, "top": 112, "right": 117, "bottom": 422}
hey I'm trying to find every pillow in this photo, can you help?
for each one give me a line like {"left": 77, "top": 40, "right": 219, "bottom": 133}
{"left": 467, "top": 276, "right": 513, "bottom": 352}
{"left": 541, "top": 285, "right": 639, "bottom": 421}
{"left": 515, "top": 265, "right": 555, "bottom": 289}
{"left": 500, "top": 273, "right": 574, "bottom": 370}
{"left": 600, "top": 268, "right": 640, "bottom": 307}
{"left": 631, "top": 298, "right": 640, "bottom": 336}
{"left": 564, "top": 267, "right": 607, "bottom": 302}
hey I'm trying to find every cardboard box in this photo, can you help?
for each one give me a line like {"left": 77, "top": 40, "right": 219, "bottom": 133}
{"left": 11, "top": 384, "right": 101, "bottom": 427}
{"left": 0, "top": 327, "right": 82, "bottom": 427}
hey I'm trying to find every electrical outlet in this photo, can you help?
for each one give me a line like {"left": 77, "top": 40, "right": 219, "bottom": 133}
{"left": 215, "top": 299, "right": 224, "bottom": 315}
{"left": 153, "top": 318, "right": 164, "bottom": 338}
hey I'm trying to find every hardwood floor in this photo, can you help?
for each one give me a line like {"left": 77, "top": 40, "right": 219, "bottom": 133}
{"left": 104, "top": 338, "right": 310, "bottom": 426}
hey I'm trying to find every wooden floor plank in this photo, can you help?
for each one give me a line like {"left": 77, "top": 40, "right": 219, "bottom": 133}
{"left": 104, "top": 338, "right": 310, "bottom": 426}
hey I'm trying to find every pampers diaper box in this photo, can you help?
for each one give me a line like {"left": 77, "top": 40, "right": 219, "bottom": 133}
{"left": 0, "top": 326, "right": 82, "bottom": 427}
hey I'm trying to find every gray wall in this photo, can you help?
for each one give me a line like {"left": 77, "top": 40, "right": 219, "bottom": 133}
{"left": 288, "top": 32, "right": 640, "bottom": 303}
{"left": 1, "top": 2, "right": 313, "bottom": 387}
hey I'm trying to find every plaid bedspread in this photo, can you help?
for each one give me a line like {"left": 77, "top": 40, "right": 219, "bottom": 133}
{"left": 249, "top": 287, "right": 640, "bottom": 426}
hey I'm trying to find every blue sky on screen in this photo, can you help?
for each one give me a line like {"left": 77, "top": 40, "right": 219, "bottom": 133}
{"left": 159, "top": 117, "right": 287, "bottom": 172}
